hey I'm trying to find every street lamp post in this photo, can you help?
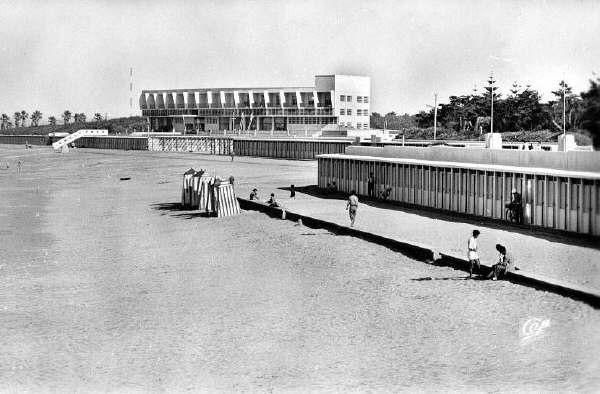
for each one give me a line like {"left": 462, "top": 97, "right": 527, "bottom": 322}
{"left": 425, "top": 93, "right": 439, "bottom": 140}
{"left": 433, "top": 93, "right": 438, "bottom": 141}
{"left": 489, "top": 72, "right": 495, "bottom": 134}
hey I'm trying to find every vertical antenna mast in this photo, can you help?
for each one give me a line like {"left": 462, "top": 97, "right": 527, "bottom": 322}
{"left": 129, "top": 67, "right": 133, "bottom": 117}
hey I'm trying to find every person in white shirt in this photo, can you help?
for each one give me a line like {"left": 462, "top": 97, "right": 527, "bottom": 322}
{"left": 346, "top": 190, "right": 359, "bottom": 227}
{"left": 467, "top": 230, "right": 481, "bottom": 278}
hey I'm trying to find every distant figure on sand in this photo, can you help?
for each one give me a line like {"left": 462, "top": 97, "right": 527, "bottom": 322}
{"left": 267, "top": 193, "right": 280, "bottom": 208}
{"left": 467, "top": 230, "right": 481, "bottom": 278}
{"left": 17, "top": 160, "right": 22, "bottom": 173}
{"left": 249, "top": 188, "right": 259, "bottom": 200}
{"left": 346, "top": 190, "right": 359, "bottom": 227}
{"left": 487, "top": 244, "right": 515, "bottom": 280}
{"left": 230, "top": 149, "right": 235, "bottom": 161}
{"left": 290, "top": 184, "right": 296, "bottom": 199}
{"left": 367, "top": 173, "right": 375, "bottom": 198}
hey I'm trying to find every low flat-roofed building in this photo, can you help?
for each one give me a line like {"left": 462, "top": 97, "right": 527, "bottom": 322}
{"left": 139, "top": 74, "right": 370, "bottom": 134}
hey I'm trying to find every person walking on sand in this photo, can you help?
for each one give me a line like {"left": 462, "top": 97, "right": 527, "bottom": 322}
{"left": 346, "top": 190, "right": 359, "bottom": 227}
{"left": 467, "top": 230, "right": 481, "bottom": 278}
{"left": 290, "top": 184, "right": 296, "bottom": 199}
{"left": 16, "top": 160, "right": 22, "bottom": 174}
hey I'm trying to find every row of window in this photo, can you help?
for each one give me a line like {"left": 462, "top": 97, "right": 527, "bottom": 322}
{"left": 340, "top": 109, "right": 371, "bottom": 116}
{"left": 338, "top": 122, "right": 370, "bottom": 129}
{"left": 339, "top": 95, "right": 369, "bottom": 103}
{"left": 142, "top": 108, "right": 335, "bottom": 116}
{"left": 287, "top": 117, "right": 338, "bottom": 124}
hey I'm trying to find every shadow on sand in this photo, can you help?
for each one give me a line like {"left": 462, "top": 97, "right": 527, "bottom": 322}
{"left": 150, "top": 202, "right": 212, "bottom": 219}
{"left": 411, "top": 275, "right": 488, "bottom": 281}
{"left": 278, "top": 185, "right": 600, "bottom": 251}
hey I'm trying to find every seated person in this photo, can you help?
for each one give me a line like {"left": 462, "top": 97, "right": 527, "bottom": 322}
{"left": 380, "top": 187, "right": 392, "bottom": 200}
{"left": 487, "top": 244, "right": 515, "bottom": 280}
{"left": 325, "top": 182, "right": 336, "bottom": 194}
{"left": 505, "top": 188, "right": 523, "bottom": 223}
{"left": 249, "top": 188, "right": 259, "bottom": 200}
{"left": 266, "top": 193, "right": 280, "bottom": 208}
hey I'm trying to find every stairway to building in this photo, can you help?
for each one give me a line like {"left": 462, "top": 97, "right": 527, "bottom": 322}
{"left": 52, "top": 129, "right": 109, "bottom": 150}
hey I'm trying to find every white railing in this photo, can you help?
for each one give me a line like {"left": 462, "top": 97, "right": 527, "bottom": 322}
{"left": 52, "top": 129, "right": 108, "bottom": 150}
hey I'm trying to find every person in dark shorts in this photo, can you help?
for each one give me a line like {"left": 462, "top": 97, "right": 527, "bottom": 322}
{"left": 290, "top": 184, "right": 296, "bottom": 199}
{"left": 467, "top": 230, "right": 481, "bottom": 278}
{"left": 346, "top": 190, "right": 359, "bottom": 227}
{"left": 249, "top": 188, "right": 259, "bottom": 200}
{"left": 367, "top": 173, "right": 375, "bottom": 198}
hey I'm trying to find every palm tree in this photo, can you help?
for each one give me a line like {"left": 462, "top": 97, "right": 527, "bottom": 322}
{"left": 31, "top": 110, "right": 43, "bottom": 126}
{"left": 48, "top": 116, "right": 57, "bottom": 126}
{"left": 13, "top": 112, "right": 21, "bottom": 128}
{"left": 78, "top": 113, "right": 86, "bottom": 123}
{"left": 20, "top": 110, "right": 29, "bottom": 128}
{"left": 1, "top": 113, "right": 9, "bottom": 130}
{"left": 62, "top": 110, "right": 72, "bottom": 125}
{"left": 94, "top": 113, "right": 102, "bottom": 122}
{"left": 73, "top": 113, "right": 80, "bottom": 123}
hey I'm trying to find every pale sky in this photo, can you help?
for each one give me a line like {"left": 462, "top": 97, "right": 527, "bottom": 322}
{"left": 1, "top": 0, "right": 599, "bottom": 120}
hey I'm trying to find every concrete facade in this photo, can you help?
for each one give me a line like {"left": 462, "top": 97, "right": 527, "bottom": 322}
{"left": 140, "top": 74, "right": 370, "bottom": 135}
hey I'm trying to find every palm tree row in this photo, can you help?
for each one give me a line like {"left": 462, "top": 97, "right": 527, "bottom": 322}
{"left": 0, "top": 110, "right": 105, "bottom": 130}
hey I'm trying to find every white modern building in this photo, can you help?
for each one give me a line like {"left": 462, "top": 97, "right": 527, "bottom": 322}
{"left": 139, "top": 74, "right": 370, "bottom": 134}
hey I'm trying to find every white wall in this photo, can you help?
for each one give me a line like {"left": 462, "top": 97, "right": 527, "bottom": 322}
{"left": 331, "top": 75, "right": 370, "bottom": 129}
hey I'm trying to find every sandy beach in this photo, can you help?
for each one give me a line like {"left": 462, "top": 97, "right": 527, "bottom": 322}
{"left": 0, "top": 145, "right": 599, "bottom": 391}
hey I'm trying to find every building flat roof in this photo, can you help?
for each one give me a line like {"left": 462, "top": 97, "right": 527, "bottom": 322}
{"left": 142, "top": 86, "right": 317, "bottom": 94}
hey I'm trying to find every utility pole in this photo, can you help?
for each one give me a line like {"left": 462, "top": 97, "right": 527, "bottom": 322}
{"left": 562, "top": 80, "right": 566, "bottom": 136}
{"left": 433, "top": 93, "right": 438, "bottom": 140}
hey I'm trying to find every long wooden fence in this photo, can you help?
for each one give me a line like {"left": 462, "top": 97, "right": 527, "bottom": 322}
{"left": 0, "top": 135, "right": 50, "bottom": 145}
{"left": 318, "top": 153, "right": 600, "bottom": 236}
{"left": 148, "top": 136, "right": 232, "bottom": 155}
{"left": 233, "top": 138, "right": 351, "bottom": 159}
{"left": 74, "top": 136, "right": 148, "bottom": 150}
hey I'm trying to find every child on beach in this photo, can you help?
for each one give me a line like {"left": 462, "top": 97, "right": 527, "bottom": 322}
{"left": 346, "top": 190, "right": 359, "bottom": 227}
{"left": 467, "top": 230, "right": 481, "bottom": 278}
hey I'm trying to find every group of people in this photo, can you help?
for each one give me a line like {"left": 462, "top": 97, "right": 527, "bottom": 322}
{"left": 249, "top": 184, "right": 296, "bottom": 208}
{"left": 1, "top": 160, "right": 22, "bottom": 173}
{"left": 468, "top": 230, "right": 517, "bottom": 280}
{"left": 345, "top": 190, "right": 516, "bottom": 281}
